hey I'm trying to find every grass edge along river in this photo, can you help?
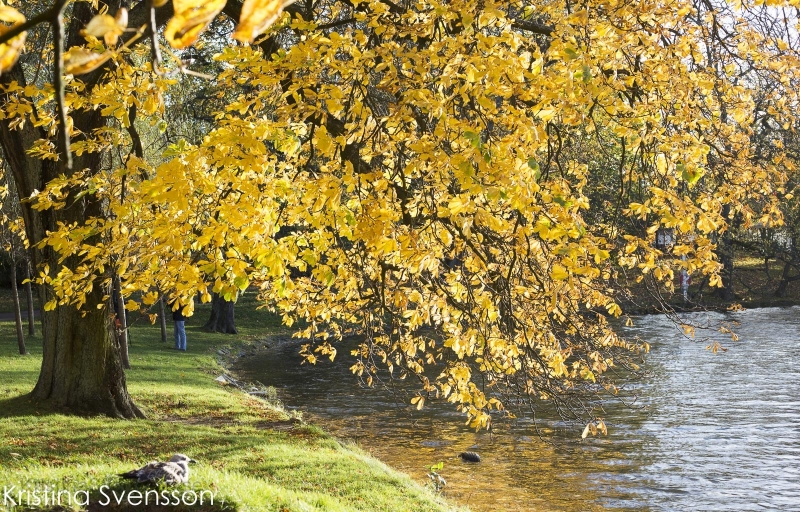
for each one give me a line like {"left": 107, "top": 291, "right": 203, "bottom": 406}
{"left": 0, "top": 293, "right": 463, "bottom": 512}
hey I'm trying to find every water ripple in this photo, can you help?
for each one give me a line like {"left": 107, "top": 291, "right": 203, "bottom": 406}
{"left": 237, "top": 307, "right": 800, "bottom": 511}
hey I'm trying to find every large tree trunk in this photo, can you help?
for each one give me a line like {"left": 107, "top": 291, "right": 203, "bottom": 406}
{"left": 0, "top": 0, "right": 142, "bottom": 418}
{"left": 25, "top": 199, "right": 142, "bottom": 416}
{"left": 32, "top": 284, "right": 142, "bottom": 417}
{"left": 203, "top": 293, "right": 237, "bottom": 334}
{"left": 10, "top": 255, "right": 26, "bottom": 355}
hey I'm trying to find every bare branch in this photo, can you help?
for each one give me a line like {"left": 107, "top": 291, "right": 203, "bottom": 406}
{"left": 317, "top": 18, "right": 357, "bottom": 31}
{"left": 52, "top": 2, "right": 71, "bottom": 171}
{"left": 511, "top": 19, "right": 555, "bottom": 36}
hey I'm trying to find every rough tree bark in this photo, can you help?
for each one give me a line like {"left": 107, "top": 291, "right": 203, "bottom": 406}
{"left": 0, "top": 1, "right": 142, "bottom": 418}
{"left": 203, "top": 293, "right": 238, "bottom": 334}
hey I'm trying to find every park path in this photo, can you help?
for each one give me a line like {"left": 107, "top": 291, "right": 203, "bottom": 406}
{"left": 0, "top": 310, "right": 39, "bottom": 322}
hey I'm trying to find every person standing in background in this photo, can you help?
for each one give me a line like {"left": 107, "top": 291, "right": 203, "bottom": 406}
{"left": 172, "top": 302, "right": 187, "bottom": 351}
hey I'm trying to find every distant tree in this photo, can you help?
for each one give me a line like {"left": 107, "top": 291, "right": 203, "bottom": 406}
{"left": 0, "top": 172, "right": 29, "bottom": 355}
{"left": 203, "top": 292, "right": 237, "bottom": 334}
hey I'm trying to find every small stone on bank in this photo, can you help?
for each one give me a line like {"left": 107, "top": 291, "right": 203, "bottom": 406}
{"left": 460, "top": 451, "right": 481, "bottom": 463}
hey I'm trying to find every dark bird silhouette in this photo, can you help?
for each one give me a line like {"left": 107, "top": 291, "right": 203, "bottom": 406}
{"left": 120, "top": 454, "right": 196, "bottom": 484}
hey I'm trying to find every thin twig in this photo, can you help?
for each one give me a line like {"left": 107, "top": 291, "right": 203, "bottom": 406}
{"left": 161, "top": 44, "right": 216, "bottom": 80}
{"left": 178, "top": 67, "right": 215, "bottom": 80}
{"left": 146, "top": 0, "right": 163, "bottom": 74}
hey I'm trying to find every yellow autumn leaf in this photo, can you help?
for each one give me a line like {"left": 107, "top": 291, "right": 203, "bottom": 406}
{"left": 697, "top": 214, "right": 716, "bottom": 233}
{"left": 536, "top": 108, "right": 556, "bottom": 122}
{"left": 81, "top": 9, "right": 127, "bottom": 47}
{"left": 551, "top": 264, "right": 569, "bottom": 281}
{"left": 0, "top": 5, "right": 24, "bottom": 29}
{"left": 233, "top": 0, "right": 297, "bottom": 43}
{"left": 165, "top": 0, "right": 227, "bottom": 49}
{"left": 314, "top": 125, "right": 334, "bottom": 154}
{"left": 63, "top": 47, "right": 113, "bottom": 75}
{"left": 0, "top": 4, "right": 26, "bottom": 74}
{"left": 115, "top": 6, "right": 128, "bottom": 28}
{"left": 731, "top": 107, "right": 748, "bottom": 125}
{"left": 606, "top": 302, "right": 622, "bottom": 317}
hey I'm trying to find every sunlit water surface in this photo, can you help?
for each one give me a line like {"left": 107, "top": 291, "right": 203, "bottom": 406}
{"left": 236, "top": 307, "right": 800, "bottom": 511}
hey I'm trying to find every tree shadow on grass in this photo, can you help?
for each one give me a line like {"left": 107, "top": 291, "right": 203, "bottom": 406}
{"left": 30, "top": 483, "right": 238, "bottom": 511}
{"left": 3, "top": 419, "right": 254, "bottom": 459}
{"left": 0, "top": 393, "right": 126, "bottom": 420}
{"left": 0, "top": 393, "right": 47, "bottom": 418}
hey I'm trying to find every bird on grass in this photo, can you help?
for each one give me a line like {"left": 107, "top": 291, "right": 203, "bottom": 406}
{"left": 120, "top": 454, "right": 196, "bottom": 484}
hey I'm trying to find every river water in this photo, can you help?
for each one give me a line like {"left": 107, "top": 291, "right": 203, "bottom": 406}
{"left": 236, "top": 307, "right": 800, "bottom": 511}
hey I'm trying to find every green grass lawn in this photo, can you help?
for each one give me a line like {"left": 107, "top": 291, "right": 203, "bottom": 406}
{"left": 0, "top": 291, "right": 460, "bottom": 512}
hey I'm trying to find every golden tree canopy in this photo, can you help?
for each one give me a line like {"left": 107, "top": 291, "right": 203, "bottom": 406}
{"left": 2, "top": 0, "right": 799, "bottom": 428}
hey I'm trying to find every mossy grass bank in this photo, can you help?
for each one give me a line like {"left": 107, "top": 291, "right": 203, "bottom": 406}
{"left": 0, "top": 293, "right": 461, "bottom": 512}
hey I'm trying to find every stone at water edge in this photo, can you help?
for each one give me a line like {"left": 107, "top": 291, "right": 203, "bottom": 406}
{"left": 460, "top": 451, "right": 481, "bottom": 463}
